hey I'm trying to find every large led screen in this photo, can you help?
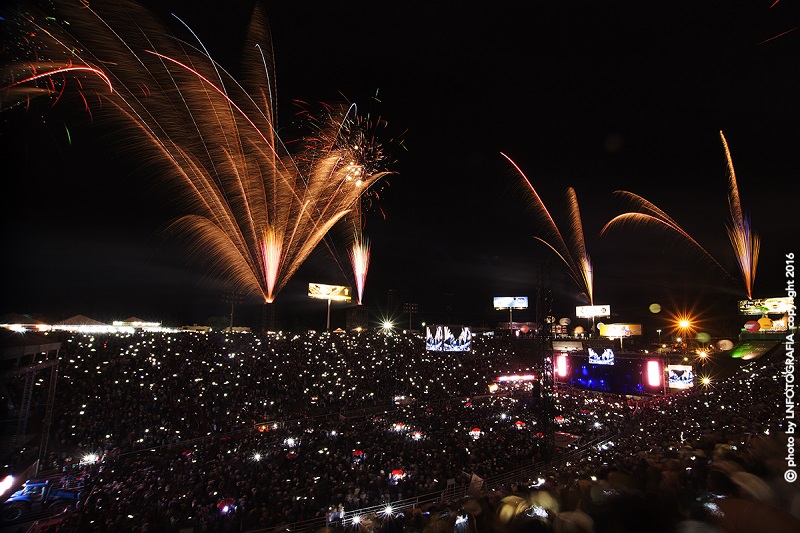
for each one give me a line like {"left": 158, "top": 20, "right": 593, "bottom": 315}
{"left": 443, "top": 325, "right": 472, "bottom": 351}
{"left": 426, "top": 325, "right": 471, "bottom": 352}
{"left": 667, "top": 365, "right": 694, "bottom": 389}
{"left": 588, "top": 347, "right": 615, "bottom": 365}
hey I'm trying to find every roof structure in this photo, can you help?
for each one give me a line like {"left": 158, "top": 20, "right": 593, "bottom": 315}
{"left": 56, "top": 315, "right": 108, "bottom": 326}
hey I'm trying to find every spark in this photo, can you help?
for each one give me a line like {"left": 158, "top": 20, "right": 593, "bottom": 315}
{"left": 758, "top": 25, "right": 799, "bottom": 45}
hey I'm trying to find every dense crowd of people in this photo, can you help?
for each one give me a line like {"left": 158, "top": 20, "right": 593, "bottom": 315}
{"left": 4, "top": 329, "right": 798, "bottom": 532}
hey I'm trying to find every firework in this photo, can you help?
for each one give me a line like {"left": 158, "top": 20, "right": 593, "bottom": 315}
{"left": 2, "top": 1, "right": 393, "bottom": 303}
{"left": 349, "top": 233, "right": 370, "bottom": 305}
{"left": 295, "top": 99, "right": 399, "bottom": 303}
{"left": 720, "top": 131, "right": 759, "bottom": 299}
{"left": 601, "top": 132, "right": 756, "bottom": 298}
{"left": 502, "top": 153, "right": 593, "bottom": 305}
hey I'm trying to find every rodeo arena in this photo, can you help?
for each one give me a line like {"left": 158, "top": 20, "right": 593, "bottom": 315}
{"left": 0, "top": 296, "right": 797, "bottom": 533}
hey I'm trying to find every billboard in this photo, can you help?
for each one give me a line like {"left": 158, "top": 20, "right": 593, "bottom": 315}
{"left": 667, "top": 365, "right": 695, "bottom": 389}
{"left": 738, "top": 297, "right": 794, "bottom": 315}
{"left": 308, "top": 283, "right": 351, "bottom": 302}
{"left": 575, "top": 305, "right": 611, "bottom": 318}
{"left": 598, "top": 323, "right": 642, "bottom": 338}
{"left": 553, "top": 340, "right": 583, "bottom": 352}
{"left": 425, "top": 325, "right": 472, "bottom": 352}
{"left": 494, "top": 296, "right": 529, "bottom": 309}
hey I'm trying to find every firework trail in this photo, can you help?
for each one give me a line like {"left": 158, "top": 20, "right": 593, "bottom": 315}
{"left": 2, "top": 1, "right": 393, "bottom": 303}
{"left": 502, "top": 153, "right": 594, "bottom": 305}
{"left": 600, "top": 190, "right": 737, "bottom": 282}
{"left": 296, "top": 97, "right": 399, "bottom": 304}
{"left": 720, "top": 130, "right": 759, "bottom": 299}
{"left": 600, "top": 133, "right": 755, "bottom": 298}
{"left": 349, "top": 233, "right": 370, "bottom": 305}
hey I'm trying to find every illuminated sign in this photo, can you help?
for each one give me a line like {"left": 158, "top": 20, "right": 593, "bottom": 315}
{"left": 308, "top": 283, "right": 351, "bottom": 302}
{"left": 598, "top": 323, "right": 642, "bottom": 338}
{"left": 493, "top": 296, "right": 529, "bottom": 309}
{"left": 552, "top": 340, "right": 583, "bottom": 352}
{"left": 667, "top": 365, "right": 694, "bottom": 389}
{"left": 575, "top": 305, "right": 611, "bottom": 318}
{"left": 738, "top": 297, "right": 794, "bottom": 315}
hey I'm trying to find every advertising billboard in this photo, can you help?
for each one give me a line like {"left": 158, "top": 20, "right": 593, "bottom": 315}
{"left": 308, "top": 283, "right": 351, "bottom": 302}
{"left": 738, "top": 297, "right": 794, "bottom": 315}
{"left": 598, "top": 323, "right": 642, "bottom": 338}
{"left": 425, "top": 325, "right": 472, "bottom": 352}
{"left": 493, "top": 296, "right": 529, "bottom": 309}
{"left": 667, "top": 365, "right": 695, "bottom": 389}
{"left": 575, "top": 305, "right": 611, "bottom": 318}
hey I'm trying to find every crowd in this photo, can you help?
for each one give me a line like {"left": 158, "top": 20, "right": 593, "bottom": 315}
{"left": 6, "top": 329, "right": 799, "bottom": 533}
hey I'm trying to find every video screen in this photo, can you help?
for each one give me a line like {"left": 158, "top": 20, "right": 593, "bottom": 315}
{"left": 425, "top": 325, "right": 443, "bottom": 351}
{"left": 443, "top": 325, "right": 471, "bottom": 351}
{"left": 588, "top": 347, "right": 615, "bottom": 365}
{"left": 667, "top": 365, "right": 694, "bottom": 389}
{"left": 426, "top": 325, "right": 471, "bottom": 352}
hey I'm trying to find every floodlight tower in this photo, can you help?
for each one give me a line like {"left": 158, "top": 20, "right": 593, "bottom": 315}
{"left": 536, "top": 260, "right": 555, "bottom": 461}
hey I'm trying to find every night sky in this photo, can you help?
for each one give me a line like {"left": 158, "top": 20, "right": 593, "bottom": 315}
{"left": 1, "top": 1, "right": 798, "bottom": 333}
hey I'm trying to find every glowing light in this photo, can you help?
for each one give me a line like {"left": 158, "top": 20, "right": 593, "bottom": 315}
{"left": 0, "top": 475, "right": 14, "bottom": 498}
{"left": 382, "top": 505, "right": 394, "bottom": 516}
{"left": 496, "top": 374, "right": 537, "bottom": 382}
{"left": 81, "top": 453, "right": 99, "bottom": 464}
{"left": 646, "top": 360, "right": 661, "bottom": 387}
{"left": 556, "top": 354, "right": 568, "bottom": 378}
